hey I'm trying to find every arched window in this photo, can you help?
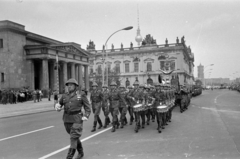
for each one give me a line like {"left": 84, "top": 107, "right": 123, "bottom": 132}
{"left": 147, "top": 62, "right": 152, "bottom": 72}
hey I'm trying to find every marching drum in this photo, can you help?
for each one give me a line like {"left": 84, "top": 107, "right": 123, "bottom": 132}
{"left": 133, "top": 104, "right": 144, "bottom": 112}
{"left": 157, "top": 105, "right": 168, "bottom": 113}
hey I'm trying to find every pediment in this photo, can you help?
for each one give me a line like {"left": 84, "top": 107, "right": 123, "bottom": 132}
{"left": 144, "top": 58, "right": 154, "bottom": 62}
{"left": 50, "top": 44, "right": 90, "bottom": 57}
{"left": 123, "top": 60, "right": 131, "bottom": 63}
{"left": 114, "top": 60, "right": 121, "bottom": 64}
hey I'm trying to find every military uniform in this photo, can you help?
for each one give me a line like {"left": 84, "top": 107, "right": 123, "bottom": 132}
{"left": 145, "top": 86, "right": 155, "bottom": 125}
{"left": 101, "top": 85, "right": 111, "bottom": 128}
{"left": 90, "top": 82, "right": 103, "bottom": 132}
{"left": 58, "top": 78, "right": 91, "bottom": 159}
{"left": 128, "top": 84, "right": 146, "bottom": 132}
{"left": 107, "top": 82, "right": 125, "bottom": 132}
{"left": 126, "top": 86, "right": 135, "bottom": 125}
{"left": 118, "top": 85, "right": 128, "bottom": 128}
{"left": 152, "top": 83, "right": 166, "bottom": 133}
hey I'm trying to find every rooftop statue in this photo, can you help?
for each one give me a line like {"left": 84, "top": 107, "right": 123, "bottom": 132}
{"left": 87, "top": 40, "right": 95, "bottom": 50}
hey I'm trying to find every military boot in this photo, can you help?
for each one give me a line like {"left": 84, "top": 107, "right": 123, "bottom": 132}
{"left": 75, "top": 142, "right": 84, "bottom": 159}
{"left": 103, "top": 118, "right": 108, "bottom": 128}
{"left": 66, "top": 148, "right": 76, "bottom": 159}
{"left": 111, "top": 122, "right": 116, "bottom": 132}
{"left": 107, "top": 117, "right": 111, "bottom": 125}
{"left": 97, "top": 117, "right": 103, "bottom": 129}
{"left": 120, "top": 118, "right": 124, "bottom": 128}
{"left": 91, "top": 121, "right": 97, "bottom": 132}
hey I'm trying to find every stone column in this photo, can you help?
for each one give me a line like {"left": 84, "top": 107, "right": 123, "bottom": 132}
{"left": 49, "top": 61, "right": 55, "bottom": 91}
{"left": 42, "top": 59, "right": 49, "bottom": 97}
{"left": 75, "top": 64, "right": 79, "bottom": 82}
{"left": 71, "top": 63, "right": 75, "bottom": 79}
{"left": 63, "top": 61, "right": 68, "bottom": 92}
{"left": 78, "top": 64, "right": 83, "bottom": 89}
{"left": 30, "top": 60, "right": 35, "bottom": 90}
{"left": 84, "top": 65, "right": 89, "bottom": 91}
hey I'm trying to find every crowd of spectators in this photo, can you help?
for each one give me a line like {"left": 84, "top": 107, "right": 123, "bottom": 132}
{"left": 0, "top": 89, "right": 51, "bottom": 104}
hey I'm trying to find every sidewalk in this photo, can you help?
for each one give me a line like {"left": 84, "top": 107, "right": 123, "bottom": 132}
{"left": 0, "top": 98, "right": 55, "bottom": 118}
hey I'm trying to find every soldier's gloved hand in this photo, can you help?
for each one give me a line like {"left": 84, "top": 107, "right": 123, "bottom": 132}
{"left": 82, "top": 116, "right": 88, "bottom": 121}
{"left": 55, "top": 103, "right": 62, "bottom": 112}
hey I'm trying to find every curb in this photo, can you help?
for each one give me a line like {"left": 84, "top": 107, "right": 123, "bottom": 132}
{"left": 0, "top": 109, "right": 55, "bottom": 119}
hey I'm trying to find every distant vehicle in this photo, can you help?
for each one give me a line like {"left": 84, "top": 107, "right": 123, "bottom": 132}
{"left": 192, "top": 85, "right": 202, "bottom": 97}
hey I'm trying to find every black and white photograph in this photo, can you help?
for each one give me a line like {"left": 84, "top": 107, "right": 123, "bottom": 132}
{"left": 0, "top": 0, "right": 240, "bottom": 158}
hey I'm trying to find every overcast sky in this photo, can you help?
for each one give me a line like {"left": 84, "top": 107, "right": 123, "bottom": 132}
{"left": 1, "top": 0, "right": 240, "bottom": 79}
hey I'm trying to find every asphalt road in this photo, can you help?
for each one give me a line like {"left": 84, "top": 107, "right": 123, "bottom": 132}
{"left": 0, "top": 89, "right": 240, "bottom": 159}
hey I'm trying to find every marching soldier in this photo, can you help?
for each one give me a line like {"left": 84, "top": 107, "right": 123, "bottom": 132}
{"left": 55, "top": 78, "right": 91, "bottom": 159}
{"left": 128, "top": 82, "right": 146, "bottom": 133}
{"left": 90, "top": 82, "right": 103, "bottom": 132}
{"left": 126, "top": 85, "right": 135, "bottom": 125}
{"left": 149, "top": 85, "right": 156, "bottom": 122}
{"left": 108, "top": 81, "right": 126, "bottom": 132}
{"left": 145, "top": 85, "right": 155, "bottom": 125}
{"left": 102, "top": 84, "right": 111, "bottom": 128}
{"left": 118, "top": 85, "right": 128, "bottom": 128}
{"left": 175, "top": 85, "right": 184, "bottom": 113}
{"left": 152, "top": 83, "right": 166, "bottom": 133}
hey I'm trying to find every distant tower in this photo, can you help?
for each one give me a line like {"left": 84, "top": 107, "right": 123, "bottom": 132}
{"left": 135, "top": 5, "right": 142, "bottom": 46}
{"left": 197, "top": 63, "right": 204, "bottom": 79}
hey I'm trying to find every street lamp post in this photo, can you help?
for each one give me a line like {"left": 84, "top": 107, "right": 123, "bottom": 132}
{"left": 102, "top": 26, "right": 133, "bottom": 86}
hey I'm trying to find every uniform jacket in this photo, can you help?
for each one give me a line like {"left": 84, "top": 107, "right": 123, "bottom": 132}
{"left": 152, "top": 90, "right": 166, "bottom": 106}
{"left": 127, "top": 88, "right": 146, "bottom": 105}
{"left": 59, "top": 90, "right": 91, "bottom": 123}
{"left": 90, "top": 89, "right": 103, "bottom": 104}
{"left": 108, "top": 88, "right": 126, "bottom": 108}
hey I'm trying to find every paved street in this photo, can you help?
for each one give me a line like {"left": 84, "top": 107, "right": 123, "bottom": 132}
{"left": 1, "top": 89, "right": 240, "bottom": 159}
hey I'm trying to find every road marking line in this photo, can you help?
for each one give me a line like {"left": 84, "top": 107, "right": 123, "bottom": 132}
{"left": 0, "top": 126, "right": 54, "bottom": 142}
{"left": 201, "top": 107, "right": 240, "bottom": 113}
{"left": 39, "top": 127, "right": 112, "bottom": 159}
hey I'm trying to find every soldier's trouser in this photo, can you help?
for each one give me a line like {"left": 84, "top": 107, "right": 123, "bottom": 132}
{"left": 64, "top": 122, "right": 83, "bottom": 149}
{"left": 92, "top": 102, "right": 102, "bottom": 122}
{"left": 119, "top": 106, "right": 127, "bottom": 124}
{"left": 145, "top": 108, "right": 151, "bottom": 124}
{"left": 176, "top": 99, "right": 183, "bottom": 111}
{"left": 135, "top": 111, "right": 145, "bottom": 128}
{"left": 155, "top": 108, "right": 163, "bottom": 129}
{"left": 109, "top": 106, "right": 119, "bottom": 124}
{"left": 102, "top": 103, "right": 109, "bottom": 117}
{"left": 128, "top": 106, "right": 134, "bottom": 122}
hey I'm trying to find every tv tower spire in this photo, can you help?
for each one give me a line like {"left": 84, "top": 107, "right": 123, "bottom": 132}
{"left": 135, "top": 5, "right": 142, "bottom": 46}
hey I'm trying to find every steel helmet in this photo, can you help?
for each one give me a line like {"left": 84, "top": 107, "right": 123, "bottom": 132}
{"left": 133, "top": 81, "right": 139, "bottom": 86}
{"left": 119, "top": 85, "right": 125, "bottom": 88}
{"left": 110, "top": 81, "right": 117, "bottom": 86}
{"left": 92, "top": 82, "right": 98, "bottom": 87}
{"left": 102, "top": 84, "right": 108, "bottom": 88}
{"left": 65, "top": 78, "right": 79, "bottom": 86}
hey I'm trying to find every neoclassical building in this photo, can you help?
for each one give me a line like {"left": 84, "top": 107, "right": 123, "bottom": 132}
{"left": 0, "top": 20, "right": 90, "bottom": 95}
{"left": 88, "top": 34, "right": 195, "bottom": 88}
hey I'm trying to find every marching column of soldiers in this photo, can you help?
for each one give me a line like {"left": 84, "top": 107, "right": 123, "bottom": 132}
{"left": 89, "top": 81, "right": 192, "bottom": 133}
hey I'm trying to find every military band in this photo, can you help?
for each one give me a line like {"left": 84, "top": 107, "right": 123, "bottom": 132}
{"left": 88, "top": 81, "right": 192, "bottom": 134}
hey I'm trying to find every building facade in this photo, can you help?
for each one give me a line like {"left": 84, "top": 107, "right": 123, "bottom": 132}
{"left": 88, "top": 35, "right": 195, "bottom": 88}
{"left": 0, "top": 20, "right": 90, "bottom": 95}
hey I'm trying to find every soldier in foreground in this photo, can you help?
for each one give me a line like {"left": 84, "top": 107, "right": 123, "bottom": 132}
{"left": 55, "top": 78, "right": 91, "bottom": 159}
